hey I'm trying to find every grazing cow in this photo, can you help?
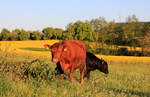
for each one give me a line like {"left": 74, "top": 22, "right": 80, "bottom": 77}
{"left": 44, "top": 40, "right": 86, "bottom": 83}
{"left": 84, "top": 52, "right": 108, "bottom": 79}
{"left": 55, "top": 52, "right": 109, "bottom": 79}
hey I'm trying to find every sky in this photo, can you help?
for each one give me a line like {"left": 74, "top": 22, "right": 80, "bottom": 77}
{"left": 0, "top": 0, "right": 150, "bottom": 31}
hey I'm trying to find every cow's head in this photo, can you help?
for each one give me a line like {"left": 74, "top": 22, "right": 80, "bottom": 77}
{"left": 98, "top": 60, "right": 109, "bottom": 74}
{"left": 52, "top": 44, "right": 65, "bottom": 63}
{"left": 44, "top": 43, "right": 64, "bottom": 63}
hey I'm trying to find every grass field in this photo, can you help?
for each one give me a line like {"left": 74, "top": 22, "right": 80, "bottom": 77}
{"left": 0, "top": 40, "right": 150, "bottom": 97}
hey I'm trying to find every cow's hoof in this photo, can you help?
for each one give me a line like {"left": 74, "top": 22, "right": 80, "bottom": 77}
{"left": 60, "top": 74, "right": 65, "bottom": 81}
{"left": 70, "top": 78, "right": 75, "bottom": 83}
{"left": 80, "top": 80, "right": 83, "bottom": 84}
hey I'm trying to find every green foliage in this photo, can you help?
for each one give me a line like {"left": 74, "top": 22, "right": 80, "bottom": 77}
{"left": 90, "top": 17, "right": 108, "bottom": 32}
{"left": 127, "top": 38, "right": 141, "bottom": 47}
{"left": 0, "top": 52, "right": 55, "bottom": 82}
{"left": 30, "top": 31, "right": 41, "bottom": 40}
{"left": 52, "top": 28, "right": 63, "bottom": 39}
{"left": 0, "top": 76, "right": 12, "bottom": 97}
{"left": 123, "top": 15, "right": 139, "bottom": 39}
{"left": 23, "top": 59, "right": 53, "bottom": 81}
{"left": 117, "top": 48, "right": 129, "bottom": 56}
{"left": 18, "top": 29, "right": 30, "bottom": 40}
{"left": 42, "top": 27, "right": 63, "bottom": 40}
{"left": 42, "top": 27, "right": 54, "bottom": 39}
{"left": 90, "top": 47, "right": 143, "bottom": 56}
{"left": 10, "top": 29, "right": 19, "bottom": 40}
{"left": 90, "top": 17, "right": 109, "bottom": 43}
{"left": 65, "top": 21, "right": 94, "bottom": 41}
{"left": 0, "top": 28, "right": 10, "bottom": 40}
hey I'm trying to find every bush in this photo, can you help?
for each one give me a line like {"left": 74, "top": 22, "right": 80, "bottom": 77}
{"left": 88, "top": 47, "right": 144, "bottom": 56}
{"left": 0, "top": 53, "right": 55, "bottom": 82}
{"left": 23, "top": 59, "right": 53, "bottom": 81}
{"left": 117, "top": 48, "right": 128, "bottom": 56}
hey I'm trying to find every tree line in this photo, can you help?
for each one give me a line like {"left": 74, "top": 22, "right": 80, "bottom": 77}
{"left": 0, "top": 15, "right": 150, "bottom": 56}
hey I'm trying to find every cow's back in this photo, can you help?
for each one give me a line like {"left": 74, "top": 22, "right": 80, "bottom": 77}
{"left": 63, "top": 40, "right": 85, "bottom": 50}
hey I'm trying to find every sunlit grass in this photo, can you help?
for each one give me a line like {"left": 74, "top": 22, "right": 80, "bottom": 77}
{"left": 1, "top": 63, "right": 149, "bottom": 97}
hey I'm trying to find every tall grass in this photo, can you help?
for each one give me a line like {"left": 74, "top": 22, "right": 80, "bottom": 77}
{"left": 0, "top": 52, "right": 149, "bottom": 97}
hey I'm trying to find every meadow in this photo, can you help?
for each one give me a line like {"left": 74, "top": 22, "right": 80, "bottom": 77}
{"left": 0, "top": 40, "right": 150, "bottom": 97}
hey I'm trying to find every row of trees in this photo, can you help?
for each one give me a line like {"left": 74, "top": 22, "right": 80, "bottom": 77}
{"left": 0, "top": 15, "right": 150, "bottom": 55}
{"left": 0, "top": 28, "right": 64, "bottom": 41}
{"left": 0, "top": 21, "right": 95, "bottom": 41}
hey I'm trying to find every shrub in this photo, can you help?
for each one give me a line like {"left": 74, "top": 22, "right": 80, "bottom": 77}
{"left": 23, "top": 59, "right": 53, "bottom": 81}
{"left": 117, "top": 48, "right": 128, "bottom": 56}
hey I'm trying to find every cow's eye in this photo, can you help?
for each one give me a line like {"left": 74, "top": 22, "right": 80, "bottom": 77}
{"left": 52, "top": 48, "right": 57, "bottom": 52}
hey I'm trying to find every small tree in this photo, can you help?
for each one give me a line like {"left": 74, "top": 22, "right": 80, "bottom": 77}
{"left": 105, "top": 21, "right": 118, "bottom": 45}
{"left": 0, "top": 28, "right": 10, "bottom": 40}
{"left": 90, "top": 17, "right": 108, "bottom": 47}
{"left": 64, "top": 23, "right": 75, "bottom": 40}
{"left": 30, "top": 31, "right": 41, "bottom": 40}
{"left": 18, "top": 29, "right": 30, "bottom": 40}
{"left": 122, "top": 15, "right": 141, "bottom": 51}
{"left": 140, "top": 25, "right": 150, "bottom": 56}
{"left": 52, "top": 28, "right": 63, "bottom": 39}
{"left": 66, "top": 21, "right": 94, "bottom": 41}
{"left": 42, "top": 27, "right": 53, "bottom": 40}
{"left": 10, "top": 29, "right": 19, "bottom": 40}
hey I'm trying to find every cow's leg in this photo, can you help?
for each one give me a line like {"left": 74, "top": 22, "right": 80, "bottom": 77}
{"left": 60, "top": 62, "right": 70, "bottom": 81}
{"left": 69, "top": 66, "right": 75, "bottom": 82}
{"left": 60, "top": 62, "right": 69, "bottom": 73}
{"left": 84, "top": 69, "right": 90, "bottom": 79}
{"left": 80, "top": 64, "right": 86, "bottom": 84}
{"left": 84, "top": 70, "right": 87, "bottom": 78}
{"left": 86, "top": 71, "right": 90, "bottom": 80}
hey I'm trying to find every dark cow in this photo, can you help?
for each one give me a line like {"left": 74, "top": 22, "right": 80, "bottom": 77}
{"left": 44, "top": 40, "right": 86, "bottom": 83}
{"left": 55, "top": 52, "right": 109, "bottom": 79}
{"left": 84, "top": 52, "right": 108, "bottom": 79}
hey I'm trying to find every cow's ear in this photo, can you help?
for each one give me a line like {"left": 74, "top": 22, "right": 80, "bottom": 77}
{"left": 44, "top": 44, "right": 51, "bottom": 49}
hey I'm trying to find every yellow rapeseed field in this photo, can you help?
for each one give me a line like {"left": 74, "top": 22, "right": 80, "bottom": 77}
{"left": 0, "top": 40, "right": 149, "bottom": 64}
{"left": 0, "top": 40, "right": 59, "bottom": 58}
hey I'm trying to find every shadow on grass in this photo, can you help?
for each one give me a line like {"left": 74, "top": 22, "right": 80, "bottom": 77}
{"left": 20, "top": 48, "right": 49, "bottom": 52}
{"left": 108, "top": 88, "right": 149, "bottom": 97}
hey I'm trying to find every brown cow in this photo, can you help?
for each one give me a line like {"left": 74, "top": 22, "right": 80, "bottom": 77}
{"left": 44, "top": 40, "right": 86, "bottom": 84}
